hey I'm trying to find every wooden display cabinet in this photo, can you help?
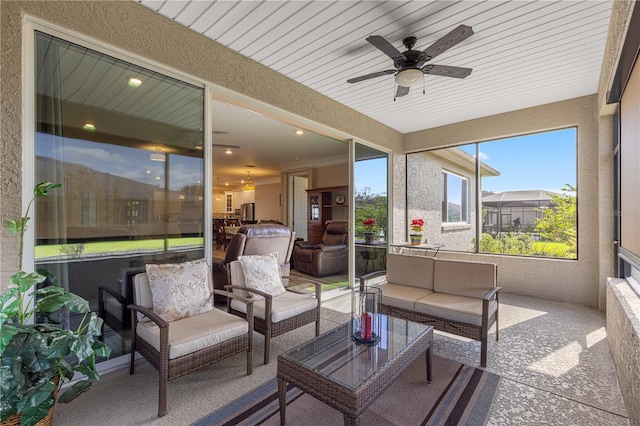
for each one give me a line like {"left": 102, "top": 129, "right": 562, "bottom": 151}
{"left": 306, "top": 186, "right": 348, "bottom": 242}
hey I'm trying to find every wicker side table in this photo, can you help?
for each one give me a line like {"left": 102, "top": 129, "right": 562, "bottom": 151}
{"left": 277, "top": 315, "right": 433, "bottom": 425}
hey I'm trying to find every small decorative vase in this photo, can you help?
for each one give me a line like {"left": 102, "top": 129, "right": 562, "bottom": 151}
{"left": 409, "top": 234, "right": 422, "bottom": 245}
{"left": 364, "top": 232, "right": 375, "bottom": 244}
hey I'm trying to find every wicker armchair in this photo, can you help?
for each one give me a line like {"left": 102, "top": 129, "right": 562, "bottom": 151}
{"left": 225, "top": 259, "right": 321, "bottom": 364}
{"left": 128, "top": 271, "right": 254, "bottom": 417}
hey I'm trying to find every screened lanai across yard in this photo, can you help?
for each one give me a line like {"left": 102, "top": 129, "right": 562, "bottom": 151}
{"left": 482, "top": 189, "right": 559, "bottom": 236}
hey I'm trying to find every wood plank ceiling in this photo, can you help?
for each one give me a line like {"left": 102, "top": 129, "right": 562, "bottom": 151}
{"left": 140, "top": 0, "right": 614, "bottom": 134}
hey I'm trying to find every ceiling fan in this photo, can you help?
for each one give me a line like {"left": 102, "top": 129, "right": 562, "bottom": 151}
{"left": 347, "top": 24, "right": 474, "bottom": 98}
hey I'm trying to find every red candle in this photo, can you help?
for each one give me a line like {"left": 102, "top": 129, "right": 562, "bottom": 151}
{"left": 361, "top": 312, "right": 372, "bottom": 340}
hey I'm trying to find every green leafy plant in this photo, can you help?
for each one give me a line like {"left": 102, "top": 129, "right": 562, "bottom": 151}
{"left": 0, "top": 182, "right": 111, "bottom": 425}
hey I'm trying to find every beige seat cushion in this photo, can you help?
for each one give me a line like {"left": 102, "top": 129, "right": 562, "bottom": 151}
{"left": 136, "top": 308, "right": 248, "bottom": 359}
{"left": 414, "top": 293, "right": 497, "bottom": 327}
{"left": 377, "top": 283, "right": 433, "bottom": 311}
{"left": 230, "top": 291, "right": 317, "bottom": 323}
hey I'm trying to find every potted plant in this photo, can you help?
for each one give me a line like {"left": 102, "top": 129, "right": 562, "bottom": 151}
{"left": 362, "top": 218, "right": 377, "bottom": 244}
{"left": 409, "top": 218, "right": 424, "bottom": 245}
{"left": 1, "top": 182, "right": 111, "bottom": 426}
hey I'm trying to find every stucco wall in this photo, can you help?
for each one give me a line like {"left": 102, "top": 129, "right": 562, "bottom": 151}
{"left": 406, "top": 152, "right": 476, "bottom": 250}
{"left": 0, "top": 0, "right": 402, "bottom": 286}
{"left": 403, "top": 95, "right": 605, "bottom": 308}
{"left": 607, "top": 278, "right": 640, "bottom": 426}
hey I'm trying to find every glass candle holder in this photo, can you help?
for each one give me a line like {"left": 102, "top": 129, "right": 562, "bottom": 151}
{"left": 351, "top": 286, "right": 381, "bottom": 345}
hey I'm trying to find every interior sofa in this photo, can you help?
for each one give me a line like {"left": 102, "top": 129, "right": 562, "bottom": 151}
{"left": 292, "top": 221, "right": 348, "bottom": 277}
{"left": 361, "top": 253, "right": 500, "bottom": 367}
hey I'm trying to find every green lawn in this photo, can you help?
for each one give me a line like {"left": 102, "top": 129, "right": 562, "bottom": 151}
{"left": 531, "top": 241, "right": 574, "bottom": 258}
{"left": 35, "top": 237, "right": 204, "bottom": 259}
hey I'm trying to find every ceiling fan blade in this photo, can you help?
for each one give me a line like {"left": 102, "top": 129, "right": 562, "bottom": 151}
{"left": 424, "top": 64, "right": 472, "bottom": 79}
{"left": 423, "top": 25, "right": 474, "bottom": 60}
{"left": 396, "top": 86, "right": 410, "bottom": 98}
{"left": 347, "top": 70, "right": 396, "bottom": 84}
{"left": 366, "top": 35, "right": 406, "bottom": 61}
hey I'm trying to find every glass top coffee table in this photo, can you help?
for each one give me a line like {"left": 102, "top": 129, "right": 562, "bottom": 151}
{"left": 277, "top": 314, "right": 433, "bottom": 425}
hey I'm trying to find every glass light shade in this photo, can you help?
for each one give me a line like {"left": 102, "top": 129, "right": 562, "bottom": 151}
{"left": 395, "top": 68, "right": 423, "bottom": 87}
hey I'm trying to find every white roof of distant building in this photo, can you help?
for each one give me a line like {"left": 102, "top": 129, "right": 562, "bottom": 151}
{"left": 483, "top": 190, "right": 562, "bottom": 203}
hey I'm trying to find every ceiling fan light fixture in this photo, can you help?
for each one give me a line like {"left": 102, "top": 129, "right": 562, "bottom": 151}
{"left": 395, "top": 68, "right": 423, "bottom": 87}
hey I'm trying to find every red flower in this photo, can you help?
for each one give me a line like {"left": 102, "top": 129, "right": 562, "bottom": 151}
{"left": 410, "top": 218, "right": 424, "bottom": 233}
{"left": 363, "top": 218, "right": 376, "bottom": 230}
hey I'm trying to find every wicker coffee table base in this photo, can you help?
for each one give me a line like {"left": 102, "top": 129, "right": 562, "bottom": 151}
{"left": 277, "top": 327, "right": 433, "bottom": 426}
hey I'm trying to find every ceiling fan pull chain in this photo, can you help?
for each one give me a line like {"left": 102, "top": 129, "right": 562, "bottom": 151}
{"left": 423, "top": 75, "right": 426, "bottom": 95}
{"left": 393, "top": 81, "right": 397, "bottom": 102}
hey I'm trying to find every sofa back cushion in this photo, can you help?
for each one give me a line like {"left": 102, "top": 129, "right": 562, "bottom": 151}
{"left": 386, "top": 253, "right": 435, "bottom": 290}
{"left": 433, "top": 259, "right": 497, "bottom": 298}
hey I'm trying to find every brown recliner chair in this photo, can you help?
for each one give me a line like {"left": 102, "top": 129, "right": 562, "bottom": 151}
{"left": 293, "top": 221, "right": 348, "bottom": 277}
{"left": 212, "top": 224, "right": 295, "bottom": 298}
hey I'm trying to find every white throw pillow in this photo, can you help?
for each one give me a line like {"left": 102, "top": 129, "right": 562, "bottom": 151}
{"left": 238, "top": 253, "right": 285, "bottom": 298}
{"left": 145, "top": 258, "right": 213, "bottom": 322}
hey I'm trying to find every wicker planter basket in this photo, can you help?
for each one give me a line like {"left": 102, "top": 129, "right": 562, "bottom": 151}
{"left": 1, "top": 377, "right": 59, "bottom": 426}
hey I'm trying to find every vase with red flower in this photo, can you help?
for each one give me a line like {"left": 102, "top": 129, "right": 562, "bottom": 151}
{"left": 410, "top": 218, "right": 424, "bottom": 245}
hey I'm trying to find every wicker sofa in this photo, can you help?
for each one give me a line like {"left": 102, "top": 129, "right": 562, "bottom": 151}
{"left": 361, "top": 253, "right": 500, "bottom": 367}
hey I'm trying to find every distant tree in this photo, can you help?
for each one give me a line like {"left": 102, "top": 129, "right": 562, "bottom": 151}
{"left": 535, "top": 184, "right": 577, "bottom": 254}
{"left": 355, "top": 187, "right": 387, "bottom": 237}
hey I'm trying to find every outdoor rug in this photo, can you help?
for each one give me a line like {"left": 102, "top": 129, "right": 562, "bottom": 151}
{"left": 192, "top": 354, "right": 501, "bottom": 426}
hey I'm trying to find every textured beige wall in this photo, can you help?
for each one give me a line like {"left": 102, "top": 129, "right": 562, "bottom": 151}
{"left": 0, "top": 0, "right": 402, "bottom": 286}
{"left": 403, "top": 95, "right": 604, "bottom": 308}
{"left": 254, "top": 183, "right": 282, "bottom": 222}
{"left": 311, "top": 163, "right": 349, "bottom": 189}
{"left": 600, "top": 2, "right": 639, "bottom": 423}
{"left": 607, "top": 279, "right": 640, "bottom": 426}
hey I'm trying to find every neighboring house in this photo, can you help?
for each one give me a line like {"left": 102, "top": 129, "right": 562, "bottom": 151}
{"left": 482, "top": 189, "right": 562, "bottom": 235}
{"left": 407, "top": 147, "right": 499, "bottom": 251}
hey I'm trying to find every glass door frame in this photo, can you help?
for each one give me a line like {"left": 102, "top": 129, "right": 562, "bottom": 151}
{"left": 349, "top": 139, "right": 393, "bottom": 285}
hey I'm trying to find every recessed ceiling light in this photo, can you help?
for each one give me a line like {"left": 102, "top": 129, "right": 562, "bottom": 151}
{"left": 83, "top": 123, "right": 96, "bottom": 131}
{"left": 225, "top": 148, "right": 232, "bottom": 154}
{"left": 295, "top": 130, "right": 304, "bottom": 135}
{"left": 128, "top": 77, "right": 142, "bottom": 87}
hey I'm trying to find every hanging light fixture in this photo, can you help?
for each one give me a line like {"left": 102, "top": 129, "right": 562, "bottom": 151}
{"left": 150, "top": 148, "right": 166, "bottom": 162}
{"left": 395, "top": 68, "right": 423, "bottom": 87}
{"left": 243, "top": 171, "right": 255, "bottom": 191}
{"left": 215, "top": 178, "right": 222, "bottom": 201}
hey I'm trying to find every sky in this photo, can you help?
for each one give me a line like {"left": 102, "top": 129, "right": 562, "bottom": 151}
{"left": 355, "top": 127, "right": 577, "bottom": 196}
{"left": 355, "top": 157, "right": 388, "bottom": 196}
{"left": 460, "top": 127, "right": 577, "bottom": 194}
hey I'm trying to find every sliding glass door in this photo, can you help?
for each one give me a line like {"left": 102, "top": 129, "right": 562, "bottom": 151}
{"left": 33, "top": 31, "right": 205, "bottom": 360}
{"left": 354, "top": 143, "right": 389, "bottom": 278}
